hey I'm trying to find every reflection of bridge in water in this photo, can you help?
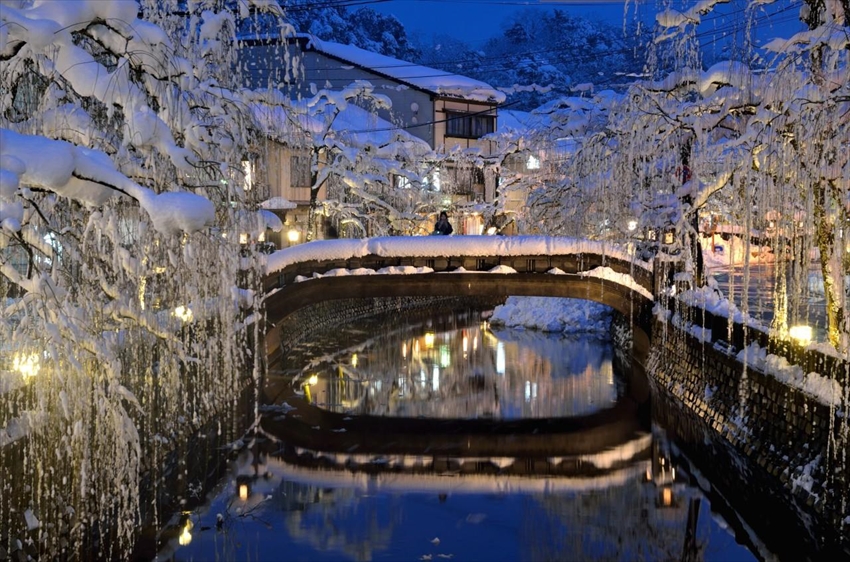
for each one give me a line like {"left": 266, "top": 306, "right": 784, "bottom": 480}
{"left": 260, "top": 236, "right": 655, "bottom": 478}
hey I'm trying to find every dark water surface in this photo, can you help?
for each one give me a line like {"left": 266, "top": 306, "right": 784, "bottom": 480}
{"left": 156, "top": 309, "right": 766, "bottom": 562}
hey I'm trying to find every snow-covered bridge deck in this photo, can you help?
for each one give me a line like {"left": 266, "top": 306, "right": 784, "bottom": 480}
{"left": 264, "top": 235, "right": 656, "bottom": 295}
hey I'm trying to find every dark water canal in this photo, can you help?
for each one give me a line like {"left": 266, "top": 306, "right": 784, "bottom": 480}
{"left": 156, "top": 305, "right": 768, "bottom": 562}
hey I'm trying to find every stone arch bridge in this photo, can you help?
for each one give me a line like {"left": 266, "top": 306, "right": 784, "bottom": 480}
{"left": 262, "top": 235, "right": 659, "bottom": 363}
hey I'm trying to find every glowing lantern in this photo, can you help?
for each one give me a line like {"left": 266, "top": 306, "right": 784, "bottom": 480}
{"left": 13, "top": 353, "right": 40, "bottom": 378}
{"left": 174, "top": 306, "right": 193, "bottom": 323}
{"left": 178, "top": 518, "right": 193, "bottom": 546}
{"left": 789, "top": 325, "right": 812, "bottom": 345}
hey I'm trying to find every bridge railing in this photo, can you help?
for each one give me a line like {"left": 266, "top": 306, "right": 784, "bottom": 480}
{"left": 263, "top": 236, "right": 655, "bottom": 294}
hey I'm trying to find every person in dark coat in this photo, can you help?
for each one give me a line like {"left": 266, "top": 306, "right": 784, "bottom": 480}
{"left": 433, "top": 211, "right": 453, "bottom": 235}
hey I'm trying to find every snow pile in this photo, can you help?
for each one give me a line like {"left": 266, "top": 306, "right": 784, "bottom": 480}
{"left": 577, "top": 266, "right": 653, "bottom": 300}
{"left": 737, "top": 343, "right": 843, "bottom": 407}
{"left": 678, "top": 284, "right": 764, "bottom": 328}
{"left": 490, "top": 296, "right": 615, "bottom": 334}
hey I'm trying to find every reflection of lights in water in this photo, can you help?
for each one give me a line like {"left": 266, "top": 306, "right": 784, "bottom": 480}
{"left": 432, "top": 366, "right": 440, "bottom": 391}
{"left": 420, "top": 369, "right": 427, "bottom": 385}
{"left": 473, "top": 334, "right": 478, "bottom": 351}
{"left": 462, "top": 333, "right": 468, "bottom": 353}
{"left": 178, "top": 517, "right": 193, "bottom": 546}
{"left": 524, "top": 381, "right": 538, "bottom": 402}
{"left": 439, "top": 345, "right": 450, "bottom": 368}
{"left": 239, "top": 484, "right": 249, "bottom": 500}
{"left": 661, "top": 487, "right": 673, "bottom": 507}
{"left": 496, "top": 342, "right": 505, "bottom": 375}
{"left": 424, "top": 332, "right": 435, "bottom": 348}
{"left": 351, "top": 353, "right": 358, "bottom": 368}
{"left": 402, "top": 342, "right": 407, "bottom": 359}
{"left": 413, "top": 340, "right": 420, "bottom": 354}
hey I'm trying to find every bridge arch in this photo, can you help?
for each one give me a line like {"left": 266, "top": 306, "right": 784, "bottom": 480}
{"left": 260, "top": 236, "right": 656, "bottom": 460}
{"left": 263, "top": 236, "right": 656, "bottom": 365}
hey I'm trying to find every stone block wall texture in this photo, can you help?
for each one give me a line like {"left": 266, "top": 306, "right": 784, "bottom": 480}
{"left": 648, "top": 318, "right": 849, "bottom": 559}
{"left": 274, "top": 295, "right": 504, "bottom": 354}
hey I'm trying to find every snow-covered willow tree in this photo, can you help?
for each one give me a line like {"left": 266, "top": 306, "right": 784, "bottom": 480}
{"left": 0, "top": 0, "right": 287, "bottom": 558}
{"left": 745, "top": 1, "right": 850, "bottom": 348}
{"left": 639, "top": 0, "right": 850, "bottom": 347}
{"left": 526, "top": 0, "right": 849, "bottom": 347}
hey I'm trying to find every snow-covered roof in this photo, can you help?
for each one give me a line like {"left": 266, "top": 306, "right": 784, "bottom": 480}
{"left": 251, "top": 99, "right": 433, "bottom": 158}
{"left": 300, "top": 35, "right": 506, "bottom": 105}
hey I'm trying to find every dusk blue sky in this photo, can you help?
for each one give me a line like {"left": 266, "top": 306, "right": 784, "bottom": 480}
{"left": 372, "top": 0, "right": 807, "bottom": 51}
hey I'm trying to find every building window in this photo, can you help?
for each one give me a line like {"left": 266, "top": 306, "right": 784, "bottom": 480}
{"left": 290, "top": 154, "right": 311, "bottom": 188}
{"left": 446, "top": 111, "right": 495, "bottom": 139}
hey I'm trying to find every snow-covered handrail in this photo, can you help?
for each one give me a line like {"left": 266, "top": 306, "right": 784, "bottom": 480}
{"left": 265, "top": 236, "right": 652, "bottom": 276}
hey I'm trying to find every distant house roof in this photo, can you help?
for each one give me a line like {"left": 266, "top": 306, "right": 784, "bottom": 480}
{"left": 251, "top": 98, "right": 433, "bottom": 159}
{"left": 298, "top": 35, "right": 506, "bottom": 105}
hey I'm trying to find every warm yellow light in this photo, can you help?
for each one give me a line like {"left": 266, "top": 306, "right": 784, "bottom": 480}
{"left": 402, "top": 342, "right": 407, "bottom": 359}
{"left": 789, "top": 325, "right": 812, "bottom": 345}
{"left": 287, "top": 229, "right": 300, "bottom": 243}
{"left": 13, "top": 353, "right": 39, "bottom": 378}
{"left": 174, "top": 306, "right": 193, "bottom": 323}
{"left": 238, "top": 484, "right": 249, "bottom": 501}
{"left": 627, "top": 220, "right": 638, "bottom": 231}
{"left": 424, "top": 332, "right": 435, "bottom": 348}
{"left": 462, "top": 335, "right": 468, "bottom": 353}
{"left": 308, "top": 374, "right": 318, "bottom": 386}
{"left": 661, "top": 487, "right": 673, "bottom": 507}
{"left": 239, "top": 232, "right": 249, "bottom": 245}
{"left": 258, "top": 231, "right": 266, "bottom": 242}
{"left": 351, "top": 353, "right": 358, "bottom": 368}
{"left": 486, "top": 226, "right": 497, "bottom": 235}
{"left": 178, "top": 519, "right": 193, "bottom": 546}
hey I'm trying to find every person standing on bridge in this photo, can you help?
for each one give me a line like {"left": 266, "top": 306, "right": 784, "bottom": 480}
{"left": 433, "top": 211, "right": 453, "bottom": 235}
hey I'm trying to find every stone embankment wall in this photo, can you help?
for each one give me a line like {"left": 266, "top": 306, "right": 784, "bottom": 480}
{"left": 270, "top": 295, "right": 504, "bottom": 361}
{"left": 648, "top": 309, "right": 849, "bottom": 560}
